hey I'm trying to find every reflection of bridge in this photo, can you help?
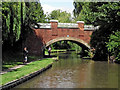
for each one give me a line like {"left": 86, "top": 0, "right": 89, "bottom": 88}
{"left": 26, "top": 20, "right": 98, "bottom": 56}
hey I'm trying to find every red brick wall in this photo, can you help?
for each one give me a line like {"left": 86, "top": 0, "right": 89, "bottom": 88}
{"left": 25, "top": 31, "right": 44, "bottom": 56}
{"left": 26, "top": 22, "right": 94, "bottom": 56}
{"left": 84, "top": 30, "right": 93, "bottom": 44}
{"left": 33, "top": 28, "right": 92, "bottom": 46}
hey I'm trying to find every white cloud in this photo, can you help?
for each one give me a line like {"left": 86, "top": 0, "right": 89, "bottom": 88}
{"left": 42, "top": 4, "right": 74, "bottom": 15}
{"left": 40, "top": 0, "right": 73, "bottom": 3}
{"left": 42, "top": 4, "right": 59, "bottom": 14}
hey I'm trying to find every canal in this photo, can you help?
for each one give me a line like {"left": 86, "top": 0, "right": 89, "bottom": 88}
{"left": 15, "top": 51, "right": 119, "bottom": 88}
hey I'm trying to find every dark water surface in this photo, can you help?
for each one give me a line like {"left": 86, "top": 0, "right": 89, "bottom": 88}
{"left": 15, "top": 52, "right": 119, "bottom": 88}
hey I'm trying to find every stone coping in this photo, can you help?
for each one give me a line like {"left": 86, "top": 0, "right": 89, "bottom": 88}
{"left": 34, "top": 22, "right": 99, "bottom": 30}
{"left": 77, "top": 21, "right": 84, "bottom": 23}
{"left": 50, "top": 20, "right": 58, "bottom": 22}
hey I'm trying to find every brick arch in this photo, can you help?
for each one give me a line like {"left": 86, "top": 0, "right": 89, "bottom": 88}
{"left": 27, "top": 20, "right": 98, "bottom": 56}
{"left": 45, "top": 37, "right": 90, "bottom": 49}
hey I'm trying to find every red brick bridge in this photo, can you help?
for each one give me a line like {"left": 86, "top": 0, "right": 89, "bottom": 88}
{"left": 26, "top": 20, "right": 98, "bottom": 56}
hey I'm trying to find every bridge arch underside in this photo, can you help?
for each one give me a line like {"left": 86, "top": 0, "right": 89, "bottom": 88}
{"left": 45, "top": 37, "right": 90, "bottom": 50}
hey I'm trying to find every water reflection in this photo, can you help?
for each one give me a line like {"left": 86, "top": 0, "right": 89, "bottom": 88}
{"left": 15, "top": 51, "right": 119, "bottom": 88}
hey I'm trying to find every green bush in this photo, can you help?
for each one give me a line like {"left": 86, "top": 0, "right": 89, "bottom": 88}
{"left": 106, "top": 31, "right": 120, "bottom": 61}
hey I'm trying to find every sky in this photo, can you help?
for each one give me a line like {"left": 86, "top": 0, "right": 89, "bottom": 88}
{"left": 40, "top": 0, "right": 74, "bottom": 15}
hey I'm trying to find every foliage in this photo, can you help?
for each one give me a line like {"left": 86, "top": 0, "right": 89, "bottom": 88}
{"left": 21, "top": 2, "right": 45, "bottom": 42}
{"left": 50, "top": 41, "right": 82, "bottom": 51}
{"left": 106, "top": 31, "right": 120, "bottom": 61}
{"left": 84, "top": 50, "right": 94, "bottom": 58}
{"left": 73, "top": 2, "right": 120, "bottom": 61}
{"left": 50, "top": 41, "right": 70, "bottom": 49}
{"left": 2, "top": 2, "right": 45, "bottom": 49}
{"left": 24, "top": 2, "right": 45, "bottom": 24}
{"left": 90, "top": 2, "right": 120, "bottom": 61}
{"left": 47, "top": 9, "right": 72, "bottom": 23}
{"left": 73, "top": 2, "right": 93, "bottom": 24}
{"left": 2, "top": 2, "right": 24, "bottom": 45}
{"left": 68, "top": 41, "right": 82, "bottom": 52}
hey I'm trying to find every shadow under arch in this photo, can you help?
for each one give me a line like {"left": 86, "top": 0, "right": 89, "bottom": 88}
{"left": 45, "top": 37, "right": 90, "bottom": 50}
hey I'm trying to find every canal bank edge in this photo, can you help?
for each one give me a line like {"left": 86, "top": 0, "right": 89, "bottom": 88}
{"left": 1, "top": 63, "right": 53, "bottom": 90}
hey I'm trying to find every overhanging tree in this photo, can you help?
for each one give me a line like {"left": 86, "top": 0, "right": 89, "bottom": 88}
{"left": 73, "top": 2, "right": 120, "bottom": 61}
{"left": 2, "top": 1, "right": 45, "bottom": 50}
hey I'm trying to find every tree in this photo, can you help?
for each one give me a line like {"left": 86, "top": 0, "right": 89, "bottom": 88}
{"left": 25, "top": 2, "right": 45, "bottom": 23}
{"left": 107, "top": 31, "right": 120, "bottom": 61}
{"left": 47, "top": 9, "right": 72, "bottom": 23}
{"left": 73, "top": 2, "right": 120, "bottom": 61}
{"left": 20, "top": 2, "right": 45, "bottom": 41}
{"left": 90, "top": 2, "right": 120, "bottom": 61}
{"left": 2, "top": 2, "right": 24, "bottom": 47}
{"left": 73, "top": 2, "right": 94, "bottom": 24}
{"left": 2, "top": 2, "right": 45, "bottom": 50}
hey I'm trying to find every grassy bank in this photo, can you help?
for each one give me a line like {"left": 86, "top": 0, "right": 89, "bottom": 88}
{"left": 2, "top": 58, "right": 53, "bottom": 85}
{"left": 2, "top": 54, "right": 42, "bottom": 69}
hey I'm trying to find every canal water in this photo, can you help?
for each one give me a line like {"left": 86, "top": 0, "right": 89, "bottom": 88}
{"left": 15, "top": 51, "right": 119, "bottom": 88}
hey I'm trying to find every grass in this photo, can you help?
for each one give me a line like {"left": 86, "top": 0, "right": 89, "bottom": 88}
{"left": 45, "top": 49, "right": 67, "bottom": 55}
{"left": 2, "top": 54, "right": 42, "bottom": 69}
{"left": 2, "top": 62, "right": 23, "bottom": 69}
{"left": 51, "top": 49, "right": 67, "bottom": 52}
{"left": 45, "top": 51, "right": 49, "bottom": 55}
{"left": 2, "top": 58, "right": 53, "bottom": 85}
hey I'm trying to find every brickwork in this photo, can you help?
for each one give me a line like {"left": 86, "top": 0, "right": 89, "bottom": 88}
{"left": 26, "top": 20, "right": 97, "bottom": 56}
